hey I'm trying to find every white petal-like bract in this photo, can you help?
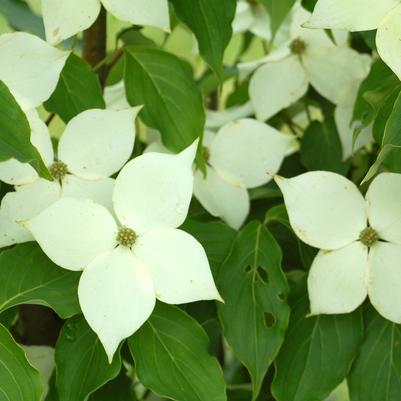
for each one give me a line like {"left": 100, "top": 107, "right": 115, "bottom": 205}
{"left": 0, "top": 32, "right": 68, "bottom": 109}
{"left": 304, "top": 47, "right": 370, "bottom": 105}
{"left": 366, "top": 173, "right": 401, "bottom": 245}
{"left": 305, "top": 0, "right": 398, "bottom": 31}
{"left": 26, "top": 198, "right": 117, "bottom": 271}
{"left": 209, "top": 119, "right": 294, "bottom": 188}
{"left": 135, "top": 228, "right": 221, "bottom": 304}
{"left": 249, "top": 56, "right": 309, "bottom": 122}
{"left": 78, "top": 247, "right": 155, "bottom": 362}
{"left": 194, "top": 167, "right": 249, "bottom": 230}
{"left": 113, "top": 141, "right": 197, "bottom": 234}
{"left": 368, "top": 242, "right": 401, "bottom": 323}
{"left": 308, "top": 242, "right": 368, "bottom": 314}
{"left": 377, "top": 4, "right": 401, "bottom": 81}
{"left": 58, "top": 108, "right": 139, "bottom": 180}
{"left": 42, "top": 0, "right": 101, "bottom": 45}
{"left": 275, "top": 171, "right": 367, "bottom": 250}
{"left": 0, "top": 179, "right": 60, "bottom": 247}
{"left": 101, "top": 0, "right": 170, "bottom": 31}
{"left": 62, "top": 176, "right": 115, "bottom": 213}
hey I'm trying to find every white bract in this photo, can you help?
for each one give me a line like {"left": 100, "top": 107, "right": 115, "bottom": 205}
{"left": 25, "top": 141, "right": 221, "bottom": 361}
{"left": 42, "top": 0, "right": 170, "bottom": 45}
{"left": 0, "top": 32, "right": 68, "bottom": 110}
{"left": 275, "top": 171, "right": 401, "bottom": 323}
{"left": 195, "top": 119, "right": 296, "bottom": 229}
{"left": 0, "top": 107, "right": 140, "bottom": 248}
{"left": 334, "top": 83, "right": 373, "bottom": 160}
{"left": 246, "top": 5, "right": 370, "bottom": 121}
{"left": 305, "top": 0, "right": 401, "bottom": 80}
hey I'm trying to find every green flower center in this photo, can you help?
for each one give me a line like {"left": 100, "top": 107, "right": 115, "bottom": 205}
{"left": 49, "top": 161, "right": 68, "bottom": 180}
{"left": 290, "top": 38, "right": 306, "bottom": 55}
{"left": 202, "top": 146, "right": 210, "bottom": 162}
{"left": 359, "top": 227, "right": 379, "bottom": 247}
{"left": 116, "top": 226, "right": 137, "bottom": 247}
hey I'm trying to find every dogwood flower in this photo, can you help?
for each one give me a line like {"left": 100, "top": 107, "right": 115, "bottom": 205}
{"left": 0, "top": 107, "right": 140, "bottom": 247}
{"left": 247, "top": 5, "right": 370, "bottom": 121}
{"left": 305, "top": 0, "right": 401, "bottom": 80}
{"left": 25, "top": 141, "right": 221, "bottom": 361}
{"left": 42, "top": 0, "right": 170, "bottom": 45}
{"left": 0, "top": 32, "right": 68, "bottom": 110}
{"left": 194, "top": 119, "right": 297, "bottom": 229}
{"left": 275, "top": 171, "right": 401, "bottom": 323}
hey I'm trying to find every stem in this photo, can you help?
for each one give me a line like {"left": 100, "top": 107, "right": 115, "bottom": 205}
{"left": 83, "top": 6, "right": 107, "bottom": 86}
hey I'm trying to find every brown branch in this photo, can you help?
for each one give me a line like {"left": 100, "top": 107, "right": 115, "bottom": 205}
{"left": 83, "top": 6, "right": 107, "bottom": 86}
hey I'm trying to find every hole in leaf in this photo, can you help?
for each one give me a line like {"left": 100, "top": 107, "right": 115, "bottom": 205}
{"left": 264, "top": 312, "right": 276, "bottom": 328}
{"left": 257, "top": 266, "right": 268, "bottom": 283}
{"left": 244, "top": 265, "right": 252, "bottom": 273}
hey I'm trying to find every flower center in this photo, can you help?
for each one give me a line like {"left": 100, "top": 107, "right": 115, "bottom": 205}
{"left": 116, "top": 226, "right": 137, "bottom": 247}
{"left": 202, "top": 146, "right": 210, "bottom": 162}
{"left": 49, "top": 161, "right": 68, "bottom": 180}
{"left": 290, "top": 38, "right": 306, "bottom": 55}
{"left": 359, "top": 227, "right": 379, "bottom": 247}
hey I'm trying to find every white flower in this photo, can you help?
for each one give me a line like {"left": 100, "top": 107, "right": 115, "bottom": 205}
{"left": 104, "top": 81, "right": 130, "bottom": 111}
{"left": 42, "top": 0, "right": 170, "bottom": 45}
{"left": 0, "top": 107, "right": 140, "bottom": 248}
{"left": 275, "top": 170, "right": 401, "bottom": 323}
{"left": 305, "top": 0, "right": 401, "bottom": 80}
{"left": 194, "top": 119, "right": 297, "bottom": 229}
{"left": 0, "top": 32, "right": 68, "bottom": 110}
{"left": 245, "top": 5, "right": 370, "bottom": 121}
{"left": 25, "top": 140, "right": 221, "bottom": 361}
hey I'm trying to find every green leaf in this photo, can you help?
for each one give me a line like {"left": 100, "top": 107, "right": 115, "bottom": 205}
{"left": 45, "top": 54, "right": 105, "bottom": 123}
{"left": 0, "top": 243, "right": 81, "bottom": 319}
{"left": 89, "top": 369, "right": 138, "bottom": 401}
{"left": 260, "top": 0, "right": 297, "bottom": 37}
{"left": 124, "top": 47, "right": 205, "bottom": 152}
{"left": 0, "top": 0, "right": 44, "bottom": 37}
{"left": 55, "top": 316, "right": 122, "bottom": 401}
{"left": 300, "top": 119, "right": 350, "bottom": 175}
{"left": 362, "top": 90, "right": 401, "bottom": 183}
{"left": 271, "top": 283, "right": 363, "bottom": 401}
{"left": 0, "top": 323, "right": 43, "bottom": 401}
{"left": 353, "top": 60, "right": 400, "bottom": 131}
{"left": 170, "top": 0, "right": 236, "bottom": 77}
{"left": 128, "top": 303, "right": 227, "bottom": 401}
{"left": 0, "top": 80, "right": 51, "bottom": 179}
{"left": 0, "top": 307, "right": 17, "bottom": 328}
{"left": 348, "top": 308, "right": 401, "bottom": 401}
{"left": 301, "top": 0, "right": 318, "bottom": 12}
{"left": 217, "top": 221, "right": 290, "bottom": 400}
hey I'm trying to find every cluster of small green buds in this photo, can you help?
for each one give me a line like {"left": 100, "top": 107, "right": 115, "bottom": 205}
{"left": 359, "top": 227, "right": 379, "bottom": 247}
{"left": 116, "top": 226, "right": 137, "bottom": 247}
{"left": 290, "top": 38, "right": 306, "bottom": 55}
{"left": 49, "top": 161, "right": 68, "bottom": 180}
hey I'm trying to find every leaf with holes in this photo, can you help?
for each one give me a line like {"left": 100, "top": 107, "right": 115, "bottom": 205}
{"left": 0, "top": 323, "right": 43, "bottom": 401}
{"left": 55, "top": 316, "right": 122, "bottom": 401}
{"left": 170, "top": 0, "right": 236, "bottom": 78}
{"left": 0, "top": 80, "right": 51, "bottom": 179}
{"left": 271, "top": 282, "right": 363, "bottom": 401}
{"left": 217, "top": 221, "right": 290, "bottom": 400}
{"left": 0, "top": 243, "right": 81, "bottom": 318}
{"left": 45, "top": 53, "right": 105, "bottom": 123}
{"left": 348, "top": 308, "right": 401, "bottom": 401}
{"left": 128, "top": 302, "right": 227, "bottom": 401}
{"left": 124, "top": 46, "right": 205, "bottom": 152}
